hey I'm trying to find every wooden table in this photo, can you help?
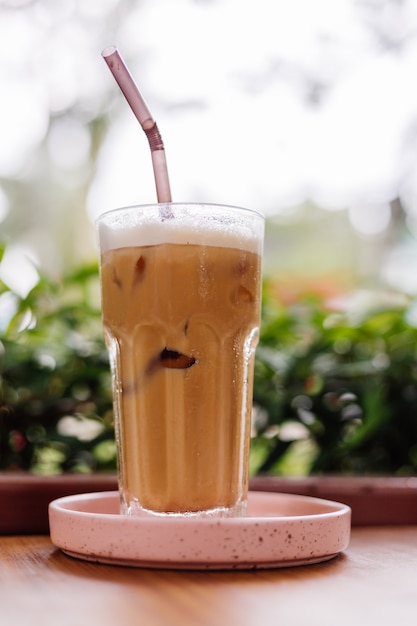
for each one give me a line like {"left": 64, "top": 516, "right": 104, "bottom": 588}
{"left": 0, "top": 527, "right": 416, "bottom": 625}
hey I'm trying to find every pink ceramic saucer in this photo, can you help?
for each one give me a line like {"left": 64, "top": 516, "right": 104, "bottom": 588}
{"left": 48, "top": 490, "right": 351, "bottom": 570}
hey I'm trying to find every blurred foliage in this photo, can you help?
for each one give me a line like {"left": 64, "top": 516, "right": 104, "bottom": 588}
{"left": 2, "top": 246, "right": 417, "bottom": 476}
{"left": 0, "top": 243, "right": 115, "bottom": 474}
{"left": 252, "top": 280, "right": 417, "bottom": 476}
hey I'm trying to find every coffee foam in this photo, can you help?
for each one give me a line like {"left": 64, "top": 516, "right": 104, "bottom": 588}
{"left": 98, "top": 210, "right": 263, "bottom": 254}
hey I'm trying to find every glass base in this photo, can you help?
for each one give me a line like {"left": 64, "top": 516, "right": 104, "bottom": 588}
{"left": 121, "top": 497, "right": 248, "bottom": 519}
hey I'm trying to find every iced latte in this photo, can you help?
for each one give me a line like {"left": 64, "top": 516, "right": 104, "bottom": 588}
{"left": 98, "top": 203, "right": 264, "bottom": 517}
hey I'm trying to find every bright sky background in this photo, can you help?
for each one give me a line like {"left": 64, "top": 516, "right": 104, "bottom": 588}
{"left": 87, "top": 0, "right": 417, "bottom": 229}
{"left": 1, "top": 0, "right": 416, "bottom": 218}
{"left": 1, "top": 0, "right": 417, "bottom": 291}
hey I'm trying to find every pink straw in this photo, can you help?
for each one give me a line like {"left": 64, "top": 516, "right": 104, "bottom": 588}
{"left": 102, "top": 46, "right": 172, "bottom": 204}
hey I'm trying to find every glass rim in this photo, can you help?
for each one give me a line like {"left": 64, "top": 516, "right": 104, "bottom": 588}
{"left": 96, "top": 201, "right": 264, "bottom": 225}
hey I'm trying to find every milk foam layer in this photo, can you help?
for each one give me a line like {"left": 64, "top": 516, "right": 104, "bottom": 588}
{"left": 98, "top": 204, "right": 263, "bottom": 254}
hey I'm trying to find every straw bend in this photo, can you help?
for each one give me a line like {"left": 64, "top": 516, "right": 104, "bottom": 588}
{"left": 144, "top": 124, "right": 165, "bottom": 151}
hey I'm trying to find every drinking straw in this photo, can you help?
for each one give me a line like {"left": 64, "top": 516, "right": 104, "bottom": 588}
{"left": 102, "top": 46, "right": 172, "bottom": 204}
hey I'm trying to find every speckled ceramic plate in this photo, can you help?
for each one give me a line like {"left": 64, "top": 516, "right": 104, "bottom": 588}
{"left": 48, "top": 490, "right": 351, "bottom": 570}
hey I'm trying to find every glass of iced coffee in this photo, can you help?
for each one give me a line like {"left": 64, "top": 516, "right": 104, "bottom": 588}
{"left": 97, "top": 202, "right": 264, "bottom": 517}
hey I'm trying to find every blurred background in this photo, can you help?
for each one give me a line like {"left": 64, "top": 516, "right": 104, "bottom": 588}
{"left": 1, "top": 0, "right": 417, "bottom": 299}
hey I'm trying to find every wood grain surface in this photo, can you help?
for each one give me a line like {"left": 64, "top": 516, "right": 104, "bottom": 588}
{"left": 0, "top": 528, "right": 416, "bottom": 625}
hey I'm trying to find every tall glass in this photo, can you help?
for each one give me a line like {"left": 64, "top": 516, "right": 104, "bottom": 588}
{"left": 97, "top": 203, "right": 264, "bottom": 517}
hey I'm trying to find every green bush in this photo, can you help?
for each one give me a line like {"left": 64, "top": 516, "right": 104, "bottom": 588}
{"left": 252, "top": 280, "right": 417, "bottom": 476}
{"left": 0, "top": 249, "right": 115, "bottom": 474}
{"left": 1, "top": 247, "right": 417, "bottom": 476}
